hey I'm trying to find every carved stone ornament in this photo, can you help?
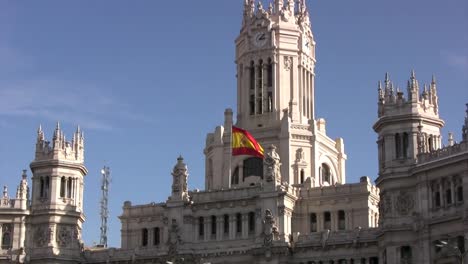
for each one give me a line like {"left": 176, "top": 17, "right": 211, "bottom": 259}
{"left": 284, "top": 56, "right": 292, "bottom": 71}
{"left": 395, "top": 192, "right": 414, "bottom": 215}
{"left": 34, "top": 225, "right": 50, "bottom": 247}
{"left": 56, "top": 225, "right": 72, "bottom": 247}
{"left": 382, "top": 195, "right": 393, "bottom": 215}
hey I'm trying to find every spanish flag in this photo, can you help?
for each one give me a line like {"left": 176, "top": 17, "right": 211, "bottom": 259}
{"left": 232, "top": 126, "right": 264, "bottom": 158}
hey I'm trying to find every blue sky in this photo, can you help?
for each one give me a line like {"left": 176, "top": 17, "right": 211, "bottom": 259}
{"left": 0, "top": 0, "right": 467, "bottom": 247}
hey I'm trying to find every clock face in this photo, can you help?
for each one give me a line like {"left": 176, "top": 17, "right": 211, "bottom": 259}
{"left": 302, "top": 37, "right": 311, "bottom": 53}
{"left": 253, "top": 32, "right": 268, "bottom": 47}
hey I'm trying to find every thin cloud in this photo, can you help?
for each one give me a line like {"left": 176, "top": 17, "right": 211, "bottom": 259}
{"left": 442, "top": 51, "right": 468, "bottom": 73}
{"left": 0, "top": 78, "right": 152, "bottom": 131}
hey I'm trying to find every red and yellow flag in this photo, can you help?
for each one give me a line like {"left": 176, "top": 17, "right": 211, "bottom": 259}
{"left": 232, "top": 126, "right": 264, "bottom": 158}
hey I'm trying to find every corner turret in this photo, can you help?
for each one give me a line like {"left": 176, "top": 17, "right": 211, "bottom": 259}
{"left": 374, "top": 71, "right": 444, "bottom": 180}
{"left": 28, "top": 124, "right": 87, "bottom": 263}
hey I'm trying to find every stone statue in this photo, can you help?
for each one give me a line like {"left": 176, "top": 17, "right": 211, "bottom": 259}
{"left": 321, "top": 229, "right": 330, "bottom": 248}
{"left": 264, "top": 145, "right": 281, "bottom": 183}
{"left": 262, "top": 209, "right": 279, "bottom": 247}
{"left": 167, "top": 219, "right": 181, "bottom": 256}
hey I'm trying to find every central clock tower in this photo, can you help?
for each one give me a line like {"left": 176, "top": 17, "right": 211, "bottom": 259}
{"left": 204, "top": 0, "right": 346, "bottom": 192}
{"left": 235, "top": 0, "right": 316, "bottom": 129}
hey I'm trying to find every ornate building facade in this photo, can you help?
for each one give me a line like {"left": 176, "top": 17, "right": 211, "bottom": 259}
{"left": 1, "top": 1, "right": 467, "bottom": 263}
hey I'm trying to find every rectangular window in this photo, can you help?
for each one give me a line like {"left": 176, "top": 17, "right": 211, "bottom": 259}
{"left": 142, "top": 228, "right": 148, "bottom": 246}
{"left": 248, "top": 212, "right": 255, "bottom": 233}
{"left": 310, "top": 213, "right": 317, "bottom": 232}
{"left": 446, "top": 189, "right": 452, "bottom": 204}
{"left": 153, "top": 228, "right": 160, "bottom": 245}
{"left": 211, "top": 216, "right": 217, "bottom": 235}
{"left": 198, "top": 217, "right": 204, "bottom": 237}
{"left": 236, "top": 213, "right": 242, "bottom": 233}
{"left": 324, "top": 212, "right": 331, "bottom": 230}
{"left": 457, "top": 186, "right": 463, "bottom": 202}
{"left": 338, "top": 210, "right": 346, "bottom": 230}
{"left": 435, "top": 191, "right": 441, "bottom": 207}
{"left": 223, "top": 214, "right": 229, "bottom": 234}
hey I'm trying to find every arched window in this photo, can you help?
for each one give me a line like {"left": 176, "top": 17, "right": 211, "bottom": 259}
{"left": 231, "top": 166, "right": 239, "bottom": 185}
{"left": 267, "top": 58, "right": 273, "bottom": 87}
{"left": 402, "top": 132, "right": 409, "bottom": 158}
{"left": 236, "top": 213, "right": 242, "bottom": 234}
{"left": 322, "top": 164, "right": 331, "bottom": 184}
{"left": 44, "top": 176, "right": 50, "bottom": 198}
{"left": 256, "top": 60, "right": 263, "bottom": 114}
{"left": 428, "top": 135, "right": 434, "bottom": 151}
{"left": 248, "top": 212, "right": 255, "bottom": 233}
{"left": 198, "top": 217, "right": 204, "bottom": 237}
{"left": 249, "top": 61, "right": 255, "bottom": 90}
{"left": 60, "top": 177, "right": 66, "bottom": 198}
{"left": 67, "top": 178, "right": 72, "bottom": 198}
{"left": 324, "top": 212, "right": 331, "bottom": 230}
{"left": 300, "top": 169, "right": 305, "bottom": 184}
{"left": 338, "top": 210, "right": 345, "bottom": 230}
{"left": 395, "top": 133, "right": 402, "bottom": 158}
{"left": 141, "top": 228, "right": 148, "bottom": 246}
{"left": 223, "top": 214, "right": 229, "bottom": 234}
{"left": 243, "top": 157, "right": 263, "bottom": 179}
{"left": 211, "top": 215, "right": 217, "bottom": 235}
{"left": 153, "top": 227, "right": 160, "bottom": 245}
{"left": 40, "top": 177, "right": 45, "bottom": 198}
{"left": 310, "top": 213, "right": 317, "bottom": 232}
{"left": 249, "top": 94, "right": 255, "bottom": 115}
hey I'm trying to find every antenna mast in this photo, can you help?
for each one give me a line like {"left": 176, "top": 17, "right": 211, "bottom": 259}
{"left": 99, "top": 166, "right": 111, "bottom": 247}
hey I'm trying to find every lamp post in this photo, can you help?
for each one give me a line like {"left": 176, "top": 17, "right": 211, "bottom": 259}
{"left": 436, "top": 236, "right": 467, "bottom": 264}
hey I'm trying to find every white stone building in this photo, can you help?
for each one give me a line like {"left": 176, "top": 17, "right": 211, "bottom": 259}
{"left": 0, "top": 1, "right": 467, "bottom": 263}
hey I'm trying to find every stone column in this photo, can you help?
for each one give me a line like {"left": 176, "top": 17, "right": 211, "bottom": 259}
{"left": 331, "top": 211, "right": 337, "bottom": 231}
{"left": 204, "top": 216, "right": 210, "bottom": 241}
{"left": 229, "top": 214, "right": 236, "bottom": 240}
{"left": 439, "top": 180, "right": 444, "bottom": 207}
{"left": 450, "top": 178, "right": 456, "bottom": 205}
{"left": 215, "top": 216, "right": 221, "bottom": 241}
{"left": 242, "top": 213, "right": 248, "bottom": 239}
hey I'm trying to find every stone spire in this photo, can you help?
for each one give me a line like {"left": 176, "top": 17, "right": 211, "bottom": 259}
{"left": 15, "top": 170, "right": 29, "bottom": 201}
{"left": 407, "top": 70, "right": 419, "bottom": 102}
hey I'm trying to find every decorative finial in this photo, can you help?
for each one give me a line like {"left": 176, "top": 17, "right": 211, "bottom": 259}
{"left": 431, "top": 74, "right": 436, "bottom": 84}
{"left": 38, "top": 124, "right": 42, "bottom": 133}
{"left": 384, "top": 72, "right": 390, "bottom": 83}
{"left": 410, "top": 69, "right": 415, "bottom": 79}
{"left": 2, "top": 185, "right": 7, "bottom": 198}
{"left": 22, "top": 170, "right": 27, "bottom": 179}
